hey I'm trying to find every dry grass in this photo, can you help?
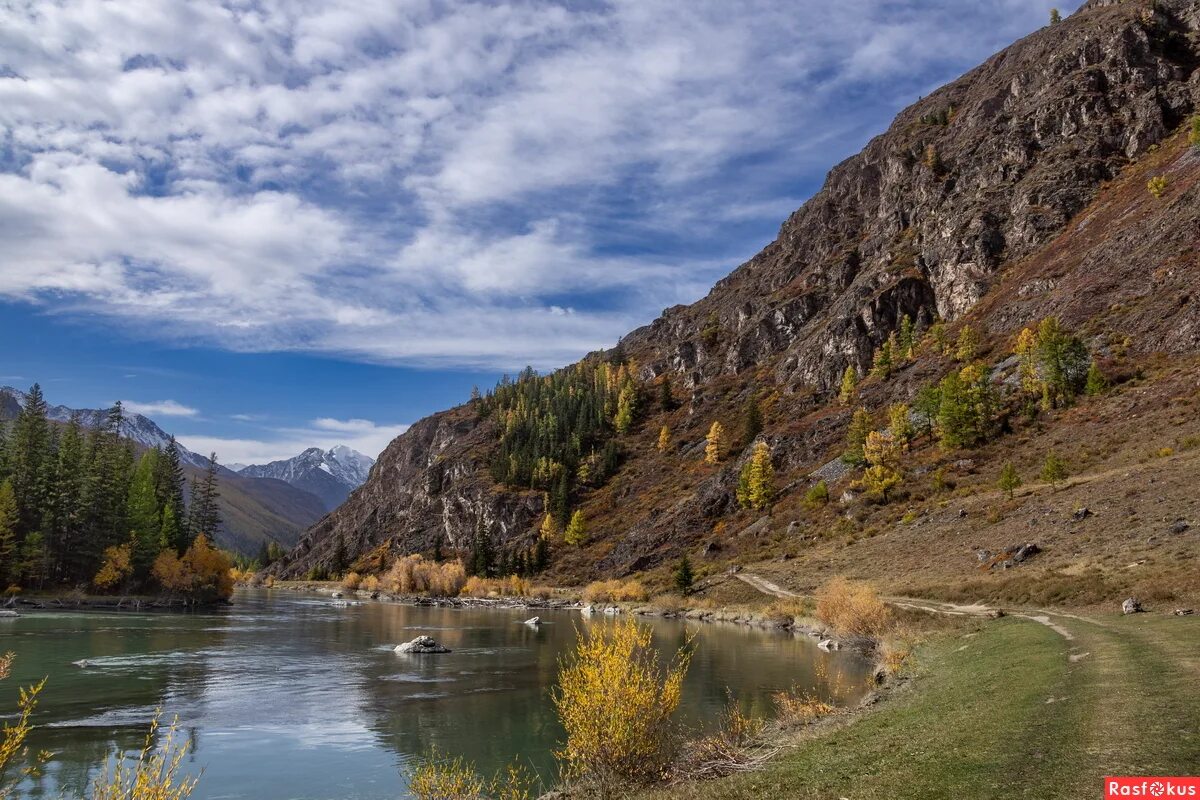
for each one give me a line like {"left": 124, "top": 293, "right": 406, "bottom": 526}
{"left": 406, "top": 750, "right": 534, "bottom": 800}
{"left": 680, "top": 700, "right": 775, "bottom": 782}
{"left": 814, "top": 577, "right": 893, "bottom": 639}
{"left": 0, "top": 654, "right": 48, "bottom": 800}
{"left": 90, "top": 712, "right": 199, "bottom": 800}
{"left": 461, "top": 575, "right": 532, "bottom": 598}
{"left": 771, "top": 688, "right": 836, "bottom": 727}
{"left": 583, "top": 578, "right": 649, "bottom": 604}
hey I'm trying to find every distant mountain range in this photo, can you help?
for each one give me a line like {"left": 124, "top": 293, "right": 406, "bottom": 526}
{"left": 0, "top": 386, "right": 371, "bottom": 555}
{"left": 237, "top": 446, "right": 374, "bottom": 511}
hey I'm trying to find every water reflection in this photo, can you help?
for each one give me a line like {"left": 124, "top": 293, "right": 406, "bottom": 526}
{"left": 3, "top": 590, "right": 872, "bottom": 799}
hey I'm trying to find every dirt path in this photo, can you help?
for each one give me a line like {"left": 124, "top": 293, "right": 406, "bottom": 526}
{"left": 733, "top": 573, "right": 799, "bottom": 598}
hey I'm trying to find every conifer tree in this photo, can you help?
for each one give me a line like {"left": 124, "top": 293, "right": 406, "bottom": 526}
{"left": 1085, "top": 361, "right": 1108, "bottom": 396}
{"left": 936, "top": 365, "right": 996, "bottom": 449}
{"left": 898, "top": 314, "right": 916, "bottom": 360}
{"left": 673, "top": 554, "right": 694, "bottom": 595}
{"left": 842, "top": 408, "right": 873, "bottom": 466}
{"left": 742, "top": 396, "right": 763, "bottom": 445}
{"left": 659, "top": 377, "right": 675, "bottom": 412}
{"left": 533, "top": 536, "right": 549, "bottom": 572}
{"left": 156, "top": 438, "right": 188, "bottom": 553}
{"left": 657, "top": 425, "right": 672, "bottom": 453}
{"left": 955, "top": 325, "right": 980, "bottom": 362}
{"left": 1041, "top": 451, "right": 1069, "bottom": 490}
{"left": 563, "top": 510, "right": 587, "bottom": 546}
{"left": 998, "top": 462, "right": 1022, "bottom": 499}
{"left": 187, "top": 453, "right": 222, "bottom": 543}
{"left": 736, "top": 441, "right": 776, "bottom": 511}
{"left": 871, "top": 338, "right": 894, "bottom": 378}
{"left": 539, "top": 512, "right": 557, "bottom": 540}
{"left": 42, "top": 413, "right": 85, "bottom": 582}
{"left": 804, "top": 480, "right": 830, "bottom": 509}
{"left": 855, "top": 431, "right": 903, "bottom": 503}
{"left": 1191, "top": 115, "right": 1200, "bottom": 149}
{"left": 614, "top": 380, "right": 637, "bottom": 434}
{"left": 704, "top": 421, "right": 725, "bottom": 465}
{"left": 888, "top": 403, "right": 914, "bottom": 446}
{"left": 1050, "top": 7, "right": 1062, "bottom": 24}
{"left": 128, "top": 449, "right": 163, "bottom": 579}
{"left": 0, "top": 480, "right": 17, "bottom": 585}
{"left": 838, "top": 366, "right": 859, "bottom": 405}
{"left": 9, "top": 383, "right": 51, "bottom": 538}
{"left": 913, "top": 385, "right": 941, "bottom": 440}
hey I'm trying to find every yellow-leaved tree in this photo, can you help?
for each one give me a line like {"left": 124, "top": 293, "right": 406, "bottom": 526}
{"left": 736, "top": 441, "right": 776, "bottom": 511}
{"left": 563, "top": 511, "right": 587, "bottom": 546}
{"left": 703, "top": 421, "right": 724, "bottom": 465}
{"left": 855, "top": 431, "right": 903, "bottom": 503}
{"left": 657, "top": 425, "right": 671, "bottom": 453}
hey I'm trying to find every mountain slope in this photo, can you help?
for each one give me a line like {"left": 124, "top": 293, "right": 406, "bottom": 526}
{"left": 237, "top": 446, "right": 375, "bottom": 511}
{"left": 272, "top": 0, "right": 1200, "bottom": 593}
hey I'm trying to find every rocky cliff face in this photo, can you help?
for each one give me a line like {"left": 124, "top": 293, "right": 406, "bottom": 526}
{"left": 273, "top": 0, "right": 1200, "bottom": 581}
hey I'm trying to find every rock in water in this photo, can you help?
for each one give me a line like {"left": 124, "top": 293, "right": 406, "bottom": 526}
{"left": 395, "top": 635, "right": 451, "bottom": 654}
{"left": 817, "top": 639, "right": 840, "bottom": 651}
{"left": 1121, "top": 598, "right": 1143, "bottom": 615}
{"left": 0, "top": 609, "right": 19, "bottom": 618}
{"left": 523, "top": 616, "right": 541, "bottom": 626}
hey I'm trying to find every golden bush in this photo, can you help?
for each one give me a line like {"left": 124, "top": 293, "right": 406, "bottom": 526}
{"left": 341, "top": 571, "right": 362, "bottom": 591}
{"left": 93, "top": 542, "right": 133, "bottom": 591}
{"left": 0, "top": 653, "right": 49, "bottom": 800}
{"left": 360, "top": 574, "right": 380, "bottom": 592}
{"left": 771, "top": 688, "right": 834, "bottom": 726}
{"left": 383, "top": 556, "right": 467, "bottom": 597}
{"left": 406, "top": 750, "right": 533, "bottom": 800}
{"left": 460, "top": 575, "right": 533, "bottom": 598}
{"left": 152, "top": 536, "right": 234, "bottom": 602}
{"left": 552, "top": 620, "right": 692, "bottom": 793}
{"left": 90, "top": 712, "right": 199, "bottom": 800}
{"left": 814, "top": 576, "right": 892, "bottom": 639}
{"left": 582, "top": 579, "right": 648, "bottom": 604}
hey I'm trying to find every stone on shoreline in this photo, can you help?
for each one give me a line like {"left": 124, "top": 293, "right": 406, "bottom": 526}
{"left": 395, "top": 635, "right": 451, "bottom": 654}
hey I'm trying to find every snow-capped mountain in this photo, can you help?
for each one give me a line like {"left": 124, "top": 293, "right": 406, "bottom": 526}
{"left": 0, "top": 386, "right": 214, "bottom": 469}
{"left": 237, "top": 446, "right": 374, "bottom": 511}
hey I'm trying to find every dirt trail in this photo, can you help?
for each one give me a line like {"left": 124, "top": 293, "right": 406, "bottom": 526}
{"left": 733, "top": 573, "right": 799, "bottom": 598}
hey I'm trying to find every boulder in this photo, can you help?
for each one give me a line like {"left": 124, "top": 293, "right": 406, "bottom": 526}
{"left": 0, "top": 609, "right": 18, "bottom": 618}
{"left": 602, "top": 606, "right": 621, "bottom": 616}
{"left": 1173, "top": 608, "right": 1194, "bottom": 616}
{"left": 1168, "top": 519, "right": 1191, "bottom": 535}
{"left": 817, "top": 639, "right": 840, "bottom": 651}
{"left": 1072, "top": 508, "right": 1093, "bottom": 522}
{"left": 395, "top": 635, "right": 451, "bottom": 654}
{"left": 523, "top": 616, "right": 541, "bottom": 626}
{"left": 1121, "top": 598, "right": 1143, "bottom": 615}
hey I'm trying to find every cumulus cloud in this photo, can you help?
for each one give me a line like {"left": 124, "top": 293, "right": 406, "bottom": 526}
{"left": 0, "top": 0, "right": 1080, "bottom": 369}
{"left": 121, "top": 399, "right": 199, "bottom": 417}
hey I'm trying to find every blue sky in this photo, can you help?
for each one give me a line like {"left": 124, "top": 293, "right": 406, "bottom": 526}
{"left": 0, "top": 0, "right": 1081, "bottom": 463}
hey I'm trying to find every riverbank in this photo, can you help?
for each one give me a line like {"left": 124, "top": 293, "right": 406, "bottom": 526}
{"left": 5, "top": 593, "right": 229, "bottom": 612}
{"left": 642, "top": 608, "right": 1200, "bottom": 799}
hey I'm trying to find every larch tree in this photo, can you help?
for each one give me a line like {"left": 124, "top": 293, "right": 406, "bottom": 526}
{"left": 657, "top": 425, "right": 671, "bottom": 453}
{"left": 736, "top": 441, "right": 776, "bottom": 511}
{"left": 838, "top": 365, "right": 859, "bottom": 405}
{"left": 842, "top": 408, "right": 874, "bottom": 466}
{"left": 563, "top": 510, "right": 587, "bottom": 546}
{"left": 998, "top": 462, "right": 1022, "bottom": 499}
{"left": 704, "top": 422, "right": 725, "bottom": 465}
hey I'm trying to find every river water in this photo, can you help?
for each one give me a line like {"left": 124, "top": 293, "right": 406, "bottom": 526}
{"left": 2, "top": 589, "right": 871, "bottom": 799}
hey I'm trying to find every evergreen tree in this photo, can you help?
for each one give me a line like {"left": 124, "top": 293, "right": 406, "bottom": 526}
{"left": 742, "top": 396, "right": 763, "bottom": 444}
{"left": 18, "top": 531, "right": 48, "bottom": 589}
{"left": 156, "top": 437, "right": 189, "bottom": 553}
{"left": 842, "top": 408, "right": 873, "bottom": 466}
{"left": 1049, "top": 7, "right": 1062, "bottom": 24}
{"left": 913, "top": 385, "right": 941, "bottom": 440}
{"left": 0, "top": 480, "right": 17, "bottom": 585}
{"left": 888, "top": 403, "right": 914, "bottom": 446}
{"left": 1085, "top": 361, "right": 1108, "bottom": 396}
{"left": 704, "top": 421, "right": 725, "bottom": 465}
{"left": 871, "top": 339, "right": 894, "bottom": 378}
{"left": 42, "top": 414, "right": 84, "bottom": 583}
{"left": 187, "top": 453, "right": 222, "bottom": 543}
{"left": 803, "top": 480, "right": 830, "bottom": 509}
{"left": 9, "top": 383, "right": 51, "bottom": 539}
{"left": 128, "top": 449, "right": 163, "bottom": 580}
{"left": 331, "top": 533, "right": 346, "bottom": 576}
{"left": 563, "top": 510, "right": 587, "bottom": 546}
{"left": 955, "top": 325, "right": 980, "bottom": 362}
{"left": 257, "top": 540, "right": 272, "bottom": 568}
{"left": 838, "top": 366, "right": 859, "bottom": 406}
{"left": 658, "top": 376, "right": 675, "bottom": 412}
{"left": 898, "top": 314, "right": 916, "bottom": 360}
{"left": 78, "top": 404, "right": 134, "bottom": 579}
{"left": 657, "top": 425, "right": 672, "bottom": 453}
{"left": 1041, "top": 451, "right": 1069, "bottom": 490}
{"left": 936, "top": 365, "right": 996, "bottom": 449}
{"left": 533, "top": 536, "right": 549, "bottom": 573}
{"left": 1035, "top": 317, "right": 1090, "bottom": 408}
{"left": 998, "top": 462, "right": 1022, "bottom": 499}
{"left": 673, "top": 554, "right": 694, "bottom": 595}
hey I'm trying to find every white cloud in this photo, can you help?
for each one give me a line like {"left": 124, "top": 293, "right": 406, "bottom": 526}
{"left": 179, "top": 418, "right": 409, "bottom": 465}
{"left": 0, "top": 0, "right": 1082, "bottom": 369}
{"left": 121, "top": 399, "right": 199, "bottom": 417}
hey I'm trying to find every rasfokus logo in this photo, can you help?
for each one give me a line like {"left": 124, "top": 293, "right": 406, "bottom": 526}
{"left": 1106, "top": 778, "right": 1200, "bottom": 798}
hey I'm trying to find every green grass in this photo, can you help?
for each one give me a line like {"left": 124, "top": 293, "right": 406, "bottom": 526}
{"left": 646, "top": 613, "right": 1200, "bottom": 800}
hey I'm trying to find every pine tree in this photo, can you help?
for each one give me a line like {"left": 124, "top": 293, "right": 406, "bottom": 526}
{"left": 742, "top": 396, "right": 763, "bottom": 444}
{"left": 614, "top": 380, "right": 637, "bottom": 434}
{"left": 803, "top": 480, "right": 830, "bottom": 509}
{"left": 42, "top": 413, "right": 85, "bottom": 583}
{"left": 736, "top": 441, "right": 776, "bottom": 511}
{"left": 128, "top": 449, "right": 163, "bottom": 580}
{"left": 704, "top": 421, "right": 725, "bottom": 465}
{"left": 888, "top": 403, "right": 914, "bottom": 446}
{"left": 0, "top": 480, "right": 18, "bottom": 585}
{"left": 871, "top": 339, "right": 894, "bottom": 378}
{"left": 955, "top": 325, "right": 980, "bottom": 362}
{"left": 1041, "top": 451, "right": 1069, "bottom": 490}
{"left": 1035, "top": 317, "right": 1089, "bottom": 408}
{"left": 563, "top": 510, "right": 587, "bottom": 546}
{"left": 187, "top": 453, "right": 222, "bottom": 543}
{"left": 936, "top": 365, "right": 996, "bottom": 449}
{"left": 157, "top": 437, "right": 188, "bottom": 553}
{"left": 998, "top": 462, "right": 1022, "bottom": 499}
{"left": 9, "top": 383, "right": 51, "bottom": 538}
{"left": 1050, "top": 7, "right": 1062, "bottom": 24}
{"left": 673, "top": 555, "right": 694, "bottom": 595}
{"left": 659, "top": 377, "right": 675, "bottom": 412}
{"left": 331, "top": 533, "right": 346, "bottom": 576}
{"left": 898, "top": 314, "right": 916, "bottom": 360}
{"left": 1085, "top": 361, "right": 1108, "bottom": 397}
{"left": 913, "top": 385, "right": 941, "bottom": 440}
{"left": 842, "top": 408, "right": 873, "bottom": 466}
{"left": 838, "top": 366, "right": 859, "bottom": 405}
{"left": 533, "top": 536, "right": 549, "bottom": 572}
{"left": 657, "top": 425, "right": 672, "bottom": 453}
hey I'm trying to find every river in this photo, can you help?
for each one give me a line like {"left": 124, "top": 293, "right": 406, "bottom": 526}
{"left": 2, "top": 588, "right": 871, "bottom": 799}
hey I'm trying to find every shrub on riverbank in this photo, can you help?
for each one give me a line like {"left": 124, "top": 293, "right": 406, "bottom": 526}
{"left": 814, "top": 577, "right": 892, "bottom": 639}
{"left": 461, "top": 575, "right": 531, "bottom": 598}
{"left": 406, "top": 751, "right": 535, "bottom": 800}
{"left": 150, "top": 535, "right": 234, "bottom": 602}
{"left": 382, "top": 555, "right": 467, "bottom": 596}
{"left": 583, "top": 578, "right": 648, "bottom": 604}
{"left": 553, "top": 620, "right": 693, "bottom": 796}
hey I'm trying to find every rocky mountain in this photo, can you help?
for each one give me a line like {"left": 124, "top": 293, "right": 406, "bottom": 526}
{"left": 237, "top": 446, "right": 375, "bottom": 511}
{"left": 0, "top": 386, "right": 326, "bottom": 555}
{"left": 272, "top": 0, "right": 1200, "bottom": 587}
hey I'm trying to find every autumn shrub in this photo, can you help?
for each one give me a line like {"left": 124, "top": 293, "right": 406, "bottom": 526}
{"left": 406, "top": 749, "right": 534, "bottom": 800}
{"left": 383, "top": 556, "right": 467, "bottom": 597}
{"left": 93, "top": 542, "right": 133, "bottom": 592}
{"left": 360, "top": 574, "right": 380, "bottom": 592}
{"left": 0, "top": 653, "right": 48, "bottom": 800}
{"left": 90, "top": 711, "right": 199, "bottom": 800}
{"left": 814, "top": 577, "right": 893, "bottom": 639}
{"left": 461, "top": 575, "right": 533, "bottom": 598}
{"left": 341, "top": 571, "right": 362, "bottom": 591}
{"left": 582, "top": 579, "right": 648, "bottom": 604}
{"left": 553, "top": 620, "right": 692, "bottom": 795}
{"left": 682, "top": 699, "right": 768, "bottom": 780}
{"left": 771, "top": 688, "right": 834, "bottom": 727}
{"left": 877, "top": 638, "right": 912, "bottom": 677}
{"left": 151, "top": 535, "right": 234, "bottom": 602}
